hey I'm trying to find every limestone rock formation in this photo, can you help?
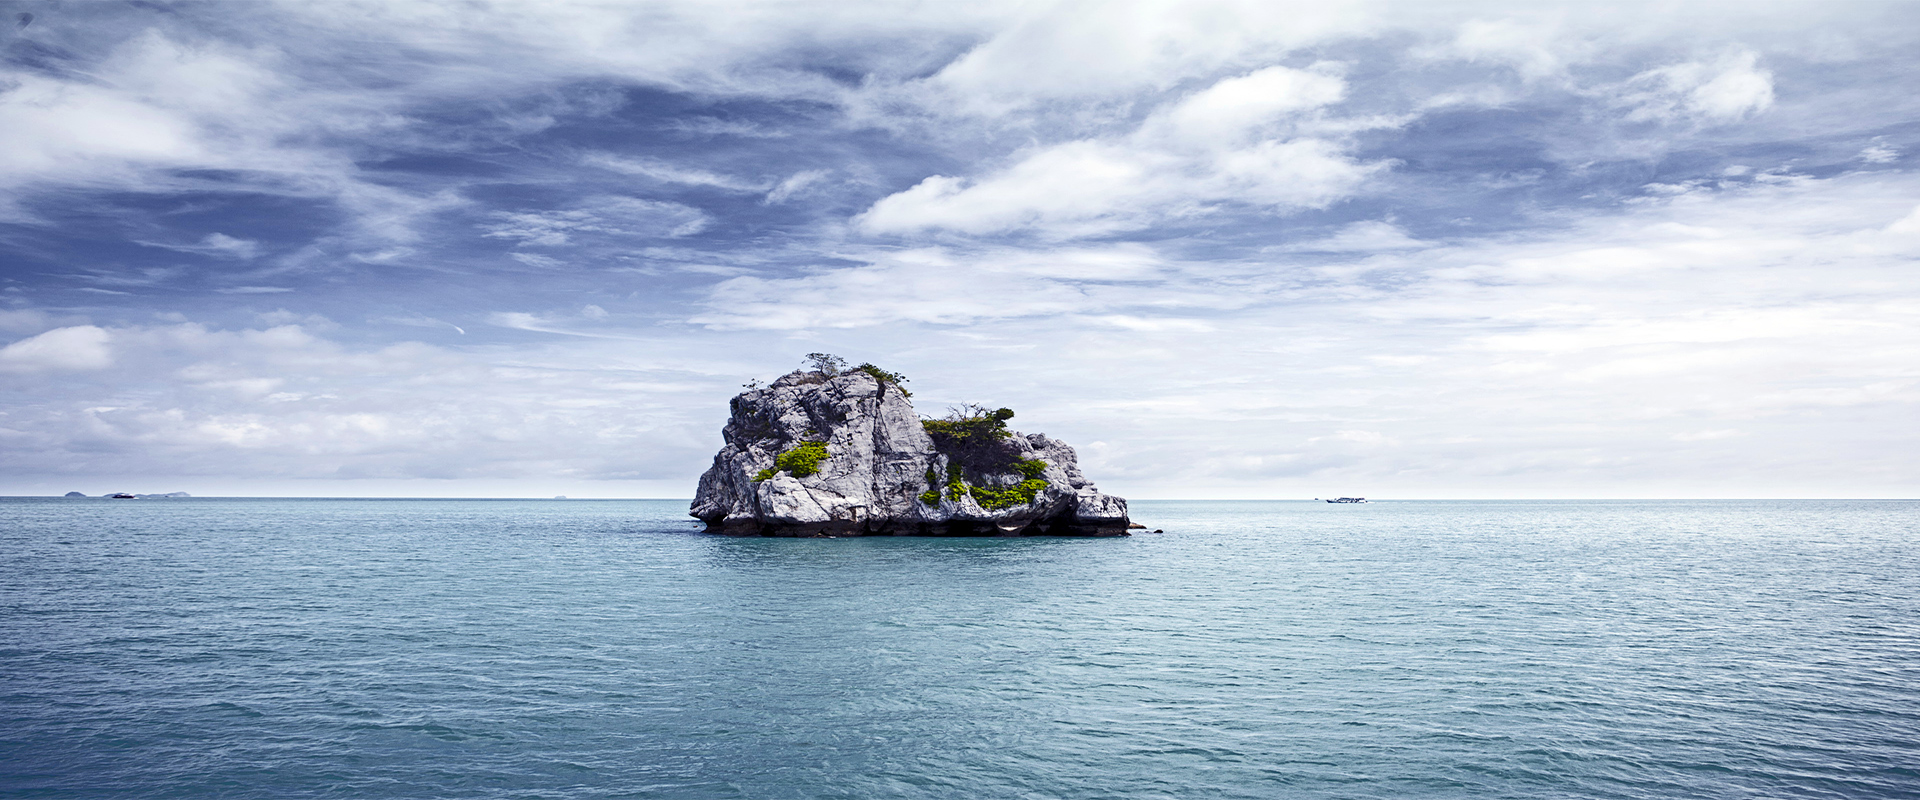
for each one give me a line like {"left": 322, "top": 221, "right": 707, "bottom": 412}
{"left": 690, "top": 369, "right": 1129, "bottom": 536}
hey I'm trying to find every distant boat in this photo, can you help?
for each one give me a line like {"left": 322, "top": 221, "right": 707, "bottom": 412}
{"left": 1324, "top": 497, "right": 1368, "bottom": 504}
{"left": 108, "top": 493, "right": 137, "bottom": 499}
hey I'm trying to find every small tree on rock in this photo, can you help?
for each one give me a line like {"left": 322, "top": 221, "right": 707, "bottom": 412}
{"left": 805, "top": 352, "right": 847, "bottom": 376}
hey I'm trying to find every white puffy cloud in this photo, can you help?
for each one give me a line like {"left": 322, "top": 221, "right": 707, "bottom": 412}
{"left": 0, "top": 31, "right": 265, "bottom": 194}
{"left": 0, "top": 71, "right": 204, "bottom": 188}
{"left": 858, "top": 65, "right": 1381, "bottom": 237}
{"left": 856, "top": 144, "right": 1158, "bottom": 237}
{"left": 0, "top": 326, "right": 114, "bottom": 372}
{"left": 1147, "top": 64, "right": 1349, "bottom": 142}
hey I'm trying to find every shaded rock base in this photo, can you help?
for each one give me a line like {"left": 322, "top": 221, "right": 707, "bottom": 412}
{"left": 706, "top": 517, "right": 1131, "bottom": 538}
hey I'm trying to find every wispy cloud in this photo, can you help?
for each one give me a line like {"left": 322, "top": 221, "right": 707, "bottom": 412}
{"left": 764, "top": 170, "right": 830, "bottom": 204}
{"left": 583, "top": 153, "right": 768, "bottom": 192}
{"left": 1619, "top": 49, "right": 1775, "bottom": 124}
{"left": 481, "top": 196, "right": 710, "bottom": 246}
{"left": 0, "top": 318, "right": 724, "bottom": 484}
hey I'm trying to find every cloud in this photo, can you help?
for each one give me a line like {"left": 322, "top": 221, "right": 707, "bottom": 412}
{"left": 1426, "top": 19, "right": 1582, "bottom": 81}
{"left": 509, "top": 253, "right": 568, "bottom": 269}
{"left": 0, "top": 35, "right": 226, "bottom": 192}
{"left": 2, "top": 1, "right": 1918, "bottom": 497}
{"left": 0, "top": 326, "right": 114, "bottom": 372}
{"left": 1621, "top": 49, "right": 1775, "bottom": 124}
{"left": 1673, "top": 429, "right": 1745, "bottom": 441}
{"left": 665, "top": 117, "right": 791, "bottom": 139}
{"left": 195, "top": 233, "right": 262, "bottom": 259}
{"left": 923, "top": 0, "right": 1375, "bottom": 113}
{"left": 1149, "top": 65, "right": 1349, "bottom": 142}
{"left": 1858, "top": 141, "right": 1900, "bottom": 164}
{"left": 482, "top": 196, "right": 710, "bottom": 246}
{"left": 0, "top": 318, "right": 729, "bottom": 483}
{"left": 138, "top": 233, "right": 263, "bottom": 260}
{"left": 583, "top": 153, "right": 767, "bottom": 192}
{"left": 488, "top": 306, "right": 634, "bottom": 338}
{"left": 764, "top": 169, "right": 830, "bottom": 204}
{"left": 858, "top": 65, "right": 1382, "bottom": 237}
{"left": 0, "top": 27, "right": 454, "bottom": 243}
{"left": 691, "top": 244, "right": 1168, "bottom": 329}
{"left": 1279, "top": 220, "right": 1427, "bottom": 252}
{"left": 1314, "top": 429, "right": 1397, "bottom": 446}
{"left": 682, "top": 166, "right": 1920, "bottom": 496}
{"left": 0, "top": 310, "right": 84, "bottom": 335}
{"left": 1886, "top": 204, "right": 1920, "bottom": 236}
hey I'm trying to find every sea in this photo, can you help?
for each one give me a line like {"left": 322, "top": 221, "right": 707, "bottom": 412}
{"left": 2, "top": 498, "right": 1916, "bottom": 800}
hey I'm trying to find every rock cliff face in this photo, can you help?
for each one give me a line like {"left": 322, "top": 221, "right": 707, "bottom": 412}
{"left": 690, "top": 370, "right": 1130, "bottom": 536}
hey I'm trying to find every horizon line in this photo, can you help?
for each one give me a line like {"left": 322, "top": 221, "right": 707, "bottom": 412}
{"left": 8, "top": 496, "right": 1916, "bottom": 502}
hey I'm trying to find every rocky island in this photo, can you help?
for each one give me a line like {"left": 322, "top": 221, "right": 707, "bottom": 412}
{"left": 691, "top": 357, "right": 1130, "bottom": 537}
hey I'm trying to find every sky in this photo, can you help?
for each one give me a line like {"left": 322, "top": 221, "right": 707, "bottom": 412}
{"left": 1, "top": 0, "right": 1917, "bottom": 499}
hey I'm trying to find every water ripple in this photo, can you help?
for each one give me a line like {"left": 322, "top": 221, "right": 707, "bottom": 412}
{"left": 2, "top": 498, "right": 1917, "bottom": 798}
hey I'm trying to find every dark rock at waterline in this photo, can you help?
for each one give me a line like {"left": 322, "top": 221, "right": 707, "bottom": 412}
{"left": 690, "top": 370, "right": 1129, "bottom": 537}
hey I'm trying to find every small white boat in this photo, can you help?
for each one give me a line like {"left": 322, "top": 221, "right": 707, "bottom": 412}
{"left": 1324, "top": 497, "right": 1368, "bottom": 504}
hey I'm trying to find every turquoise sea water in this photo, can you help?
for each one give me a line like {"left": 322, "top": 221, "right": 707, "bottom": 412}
{"left": 2, "top": 498, "right": 1916, "bottom": 799}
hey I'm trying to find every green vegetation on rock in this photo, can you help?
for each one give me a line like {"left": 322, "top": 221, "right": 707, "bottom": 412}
{"left": 778, "top": 441, "right": 829, "bottom": 476}
{"left": 751, "top": 440, "right": 830, "bottom": 482}
{"left": 967, "top": 478, "right": 1050, "bottom": 510}
{"left": 855, "top": 363, "right": 911, "bottom": 397}
{"left": 922, "top": 405, "right": 1015, "bottom": 443}
{"left": 944, "top": 463, "right": 966, "bottom": 500}
{"left": 743, "top": 354, "right": 909, "bottom": 396}
{"left": 925, "top": 457, "right": 1051, "bottom": 510}
{"left": 919, "top": 466, "right": 944, "bottom": 505}
{"left": 918, "top": 405, "right": 1056, "bottom": 509}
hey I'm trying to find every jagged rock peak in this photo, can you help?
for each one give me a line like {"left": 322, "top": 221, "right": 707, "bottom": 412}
{"left": 690, "top": 366, "right": 1129, "bottom": 537}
